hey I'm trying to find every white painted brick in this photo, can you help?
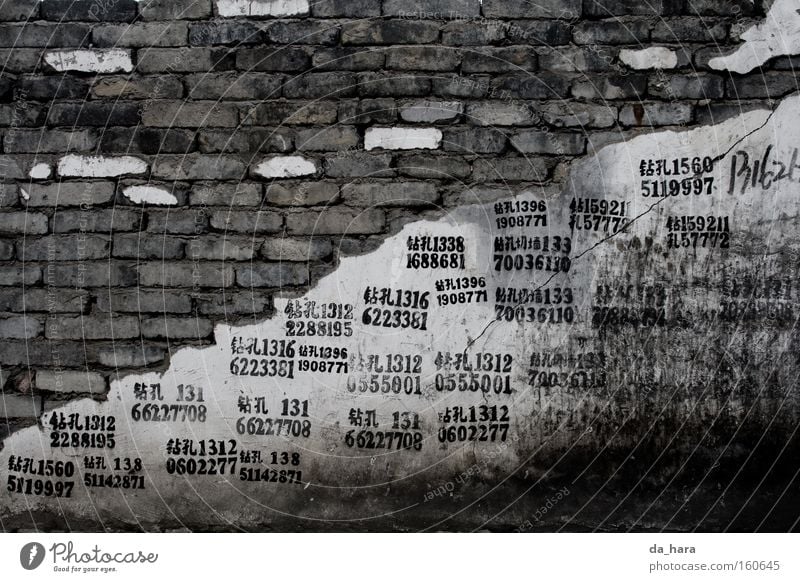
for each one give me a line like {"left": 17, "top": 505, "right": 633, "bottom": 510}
{"left": 123, "top": 185, "right": 178, "bottom": 206}
{"left": 57, "top": 155, "right": 148, "bottom": 178}
{"left": 29, "top": 163, "right": 52, "bottom": 180}
{"left": 216, "top": 0, "right": 310, "bottom": 17}
{"left": 619, "top": 47, "right": 678, "bottom": 70}
{"left": 254, "top": 156, "right": 317, "bottom": 179}
{"left": 44, "top": 49, "right": 134, "bottom": 74}
{"left": 365, "top": 127, "right": 442, "bottom": 151}
{"left": 36, "top": 370, "right": 106, "bottom": 395}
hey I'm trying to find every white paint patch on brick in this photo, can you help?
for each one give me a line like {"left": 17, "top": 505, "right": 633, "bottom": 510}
{"left": 216, "top": 0, "right": 310, "bottom": 17}
{"left": 619, "top": 47, "right": 678, "bottom": 70}
{"left": 57, "top": 155, "right": 148, "bottom": 178}
{"left": 710, "top": 0, "right": 800, "bottom": 74}
{"left": 29, "top": 163, "right": 51, "bottom": 180}
{"left": 44, "top": 49, "right": 133, "bottom": 73}
{"left": 19, "top": 188, "right": 29, "bottom": 201}
{"left": 123, "top": 185, "right": 179, "bottom": 206}
{"left": 364, "top": 127, "right": 443, "bottom": 151}
{"left": 254, "top": 156, "right": 317, "bottom": 178}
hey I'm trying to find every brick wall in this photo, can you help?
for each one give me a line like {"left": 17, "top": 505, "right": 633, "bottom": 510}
{"left": 0, "top": 0, "right": 785, "bottom": 427}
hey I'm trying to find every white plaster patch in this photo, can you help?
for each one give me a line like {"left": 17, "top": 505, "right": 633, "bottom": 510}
{"left": 44, "top": 49, "right": 134, "bottom": 73}
{"left": 619, "top": 47, "right": 678, "bottom": 70}
{"left": 28, "top": 163, "right": 51, "bottom": 180}
{"left": 123, "top": 185, "right": 179, "bottom": 206}
{"left": 216, "top": 0, "right": 310, "bottom": 17}
{"left": 57, "top": 155, "right": 148, "bottom": 178}
{"left": 710, "top": 0, "right": 800, "bottom": 74}
{"left": 254, "top": 156, "right": 317, "bottom": 178}
{"left": 364, "top": 127, "right": 443, "bottom": 151}
{"left": 19, "top": 188, "right": 29, "bottom": 201}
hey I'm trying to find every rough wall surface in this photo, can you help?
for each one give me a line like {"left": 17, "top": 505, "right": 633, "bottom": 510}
{"left": 1, "top": 0, "right": 800, "bottom": 532}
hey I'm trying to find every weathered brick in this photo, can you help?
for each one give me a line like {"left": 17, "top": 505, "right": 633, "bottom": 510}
{"left": 583, "top": 0, "right": 681, "bottom": 17}
{"left": 386, "top": 46, "right": 461, "bottom": 71}
{"left": 539, "top": 46, "right": 617, "bottom": 72}
{"left": 141, "top": 317, "right": 213, "bottom": 339}
{"left": 195, "top": 291, "right": 272, "bottom": 315}
{"left": 96, "top": 289, "right": 191, "bottom": 313}
{"left": 265, "top": 182, "right": 340, "bottom": 206}
{"left": 140, "top": 0, "right": 213, "bottom": 20}
{"left": 0, "top": 265, "right": 41, "bottom": 286}
{"left": 147, "top": 210, "right": 207, "bottom": 235}
{"left": 4, "top": 129, "right": 96, "bottom": 154}
{"left": 483, "top": 0, "right": 581, "bottom": 18}
{"left": 236, "top": 47, "right": 311, "bottom": 71}
{"left": 95, "top": 345, "right": 166, "bottom": 368}
{"left": 652, "top": 18, "right": 728, "bottom": 43}
{"left": 47, "top": 102, "right": 140, "bottom": 127}
{"left": 383, "top": 0, "right": 480, "bottom": 18}
{"left": 0, "top": 240, "right": 13, "bottom": 259}
{"left": 138, "top": 262, "right": 235, "bottom": 288}
{"left": 441, "top": 21, "right": 507, "bottom": 45}
{"left": 472, "top": 156, "right": 551, "bottom": 182}
{"left": 36, "top": 370, "right": 105, "bottom": 394}
{"left": 296, "top": 127, "right": 359, "bottom": 151}
{"left": 209, "top": 210, "right": 283, "bottom": 233}
{"left": 491, "top": 73, "right": 572, "bottom": 99}
{"left": 0, "top": 23, "right": 91, "bottom": 47}
{"left": 396, "top": 154, "right": 471, "bottom": 179}
{"left": 189, "top": 21, "right": 266, "bottom": 45}
{"left": 358, "top": 73, "right": 431, "bottom": 97}
{"left": 462, "top": 47, "right": 537, "bottom": 73}
{"left": 727, "top": 73, "right": 800, "bottom": 99}
{"left": 286, "top": 207, "right": 385, "bottom": 234}
{"left": 573, "top": 20, "right": 650, "bottom": 44}
{"left": 338, "top": 99, "right": 398, "bottom": 124}
{"left": 619, "top": 102, "right": 693, "bottom": 126}
{"left": 186, "top": 72, "right": 282, "bottom": 100}
{"left": 0, "top": 156, "right": 26, "bottom": 179}
{"left": 21, "top": 182, "right": 115, "bottom": 207}
{"left": 539, "top": 102, "right": 617, "bottom": 128}
{"left": 137, "top": 48, "right": 235, "bottom": 73}
{"left": 198, "top": 128, "right": 293, "bottom": 154}
{"left": 0, "top": 393, "right": 41, "bottom": 419}
{"left": 266, "top": 20, "right": 340, "bottom": 44}
{"left": 92, "top": 76, "right": 184, "bottom": 100}
{"left": 433, "top": 74, "right": 491, "bottom": 98}
{"left": 93, "top": 22, "right": 189, "bottom": 47}
{"left": 0, "top": 0, "right": 39, "bottom": 21}
{"left": 466, "top": 102, "right": 536, "bottom": 126}
{"left": 506, "top": 20, "right": 572, "bottom": 45}
{"left": 97, "top": 127, "right": 195, "bottom": 155}
{"left": 190, "top": 183, "right": 263, "bottom": 206}
{"left": 251, "top": 101, "right": 338, "bottom": 125}
{"left": 400, "top": 100, "right": 462, "bottom": 123}
{"left": 0, "top": 288, "right": 89, "bottom": 313}
{"left": 236, "top": 263, "right": 309, "bottom": 287}
{"left": 342, "top": 20, "right": 440, "bottom": 45}
{"left": 142, "top": 101, "right": 239, "bottom": 127}
{"left": 52, "top": 209, "right": 140, "bottom": 233}
{"left": 684, "top": 0, "right": 756, "bottom": 16}
{"left": 311, "top": 0, "right": 380, "bottom": 17}
{"left": 16, "top": 76, "right": 90, "bottom": 100}
{"left": 342, "top": 181, "right": 438, "bottom": 207}
{"left": 510, "top": 131, "right": 587, "bottom": 155}
{"left": 261, "top": 237, "right": 332, "bottom": 261}
{"left": 283, "top": 72, "right": 357, "bottom": 98}
{"left": 0, "top": 316, "right": 43, "bottom": 339}
{"left": 187, "top": 237, "right": 257, "bottom": 260}
{"left": 113, "top": 234, "right": 185, "bottom": 260}
{"left": 40, "top": 0, "right": 138, "bottom": 22}
{"left": 571, "top": 74, "right": 648, "bottom": 99}
{"left": 649, "top": 74, "right": 725, "bottom": 100}
{"left": 151, "top": 155, "right": 247, "bottom": 180}
{"left": 312, "top": 47, "right": 385, "bottom": 71}
{"left": 442, "top": 127, "right": 506, "bottom": 153}
{"left": 0, "top": 49, "right": 42, "bottom": 73}
{"left": 45, "top": 315, "right": 140, "bottom": 340}
{"left": 0, "top": 211, "right": 48, "bottom": 234}
{"left": 18, "top": 235, "right": 111, "bottom": 261}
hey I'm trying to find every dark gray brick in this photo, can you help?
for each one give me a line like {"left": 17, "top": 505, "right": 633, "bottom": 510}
{"left": 189, "top": 21, "right": 266, "bottom": 45}
{"left": 40, "top": 0, "right": 138, "bottom": 22}
{"left": 311, "top": 0, "right": 380, "bottom": 17}
{"left": 385, "top": 46, "right": 461, "bottom": 71}
{"left": 236, "top": 263, "right": 309, "bottom": 288}
{"left": 140, "top": 0, "right": 212, "bottom": 20}
{"left": 236, "top": 47, "right": 311, "bottom": 71}
{"left": 324, "top": 153, "right": 394, "bottom": 177}
{"left": 442, "top": 127, "right": 506, "bottom": 153}
{"left": 357, "top": 73, "right": 431, "bottom": 97}
{"left": 186, "top": 72, "right": 282, "bottom": 100}
{"left": 283, "top": 72, "right": 357, "bottom": 98}
{"left": 312, "top": 47, "right": 385, "bottom": 71}
{"left": 342, "top": 20, "right": 440, "bottom": 44}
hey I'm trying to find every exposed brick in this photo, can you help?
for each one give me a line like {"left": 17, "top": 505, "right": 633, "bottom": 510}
{"left": 400, "top": 100, "right": 462, "bottom": 123}
{"left": 339, "top": 98, "right": 398, "bottom": 124}
{"left": 93, "top": 22, "right": 189, "bottom": 47}
{"left": 209, "top": 210, "right": 283, "bottom": 233}
{"left": 47, "top": 102, "right": 141, "bottom": 127}
{"left": 283, "top": 72, "right": 357, "bottom": 98}
{"left": 619, "top": 102, "right": 694, "bottom": 126}
{"left": 506, "top": 20, "right": 572, "bottom": 45}
{"left": 261, "top": 237, "right": 332, "bottom": 261}
{"left": 357, "top": 73, "right": 431, "bottom": 97}
{"left": 433, "top": 74, "right": 491, "bottom": 98}
{"left": 195, "top": 291, "right": 272, "bottom": 315}
{"left": 312, "top": 47, "right": 385, "bottom": 71}
{"left": 652, "top": 18, "right": 728, "bottom": 43}
{"left": 727, "top": 73, "right": 800, "bottom": 100}
{"left": 265, "top": 182, "right": 340, "bottom": 206}
{"left": 266, "top": 20, "right": 340, "bottom": 44}
{"left": 386, "top": 46, "right": 461, "bottom": 71}
{"left": 147, "top": 210, "right": 208, "bottom": 235}
{"left": 0, "top": 0, "right": 39, "bottom": 21}
{"left": 583, "top": 0, "right": 681, "bottom": 17}
{"left": 0, "top": 211, "right": 48, "bottom": 234}
{"left": 137, "top": 48, "right": 235, "bottom": 73}
{"left": 52, "top": 209, "right": 140, "bottom": 233}
{"left": 16, "top": 76, "right": 90, "bottom": 100}
{"left": 571, "top": 74, "right": 648, "bottom": 99}
{"left": 396, "top": 154, "right": 471, "bottom": 179}
{"left": 539, "top": 102, "right": 617, "bottom": 128}
{"left": 462, "top": 47, "right": 537, "bottom": 73}
{"left": 18, "top": 235, "right": 111, "bottom": 261}
{"left": 0, "top": 393, "right": 41, "bottom": 419}
{"left": 0, "top": 288, "right": 89, "bottom": 313}
{"left": 138, "top": 262, "right": 235, "bottom": 288}
{"left": 0, "top": 316, "right": 43, "bottom": 339}
{"left": 324, "top": 153, "right": 395, "bottom": 177}
{"left": 140, "top": 0, "right": 213, "bottom": 20}
{"left": 539, "top": 46, "right": 617, "bottom": 72}
{"left": 573, "top": 20, "right": 650, "bottom": 44}
{"left": 198, "top": 128, "right": 292, "bottom": 154}
{"left": 36, "top": 370, "right": 105, "bottom": 394}
{"left": 466, "top": 102, "right": 536, "bottom": 126}
{"left": 40, "top": 0, "right": 138, "bottom": 22}
{"left": 190, "top": 183, "right": 263, "bottom": 206}
{"left": 95, "top": 345, "right": 166, "bottom": 368}
{"left": 383, "top": 0, "right": 480, "bottom": 18}
{"left": 342, "top": 20, "right": 439, "bottom": 45}
{"left": 510, "top": 131, "right": 587, "bottom": 155}
{"left": 236, "top": 263, "right": 309, "bottom": 288}
{"left": 21, "top": 182, "right": 115, "bottom": 207}
{"left": 251, "top": 101, "right": 338, "bottom": 125}
{"left": 151, "top": 155, "right": 247, "bottom": 180}
{"left": 236, "top": 47, "right": 311, "bottom": 71}
{"left": 649, "top": 74, "right": 725, "bottom": 100}
{"left": 141, "top": 317, "right": 213, "bottom": 339}
{"left": 311, "top": 0, "right": 380, "bottom": 17}
{"left": 113, "top": 234, "right": 185, "bottom": 260}
{"left": 296, "top": 127, "right": 359, "bottom": 152}
{"left": 342, "top": 181, "right": 438, "bottom": 207}
{"left": 286, "top": 207, "right": 385, "bottom": 234}
{"left": 92, "top": 76, "right": 184, "bottom": 100}
{"left": 0, "top": 23, "right": 91, "bottom": 47}
{"left": 142, "top": 101, "right": 239, "bottom": 128}
{"left": 442, "top": 127, "right": 506, "bottom": 153}
{"left": 187, "top": 237, "right": 257, "bottom": 260}
{"left": 4, "top": 129, "right": 96, "bottom": 153}
{"left": 483, "top": 0, "right": 581, "bottom": 18}
{"left": 491, "top": 73, "right": 572, "bottom": 99}
{"left": 0, "top": 266, "right": 41, "bottom": 286}
{"left": 472, "top": 156, "right": 552, "bottom": 182}
{"left": 189, "top": 21, "right": 266, "bottom": 45}
{"left": 0, "top": 49, "right": 42, "bottom": 73}
{"left": 45, "top": 315, "right": 140, "bottom": 340}
{"left": 97, "top": 127, "right": 196, "bottom": 155}
{"left": 96, "top": 289, "right": 192, "bottom": 313}
{"left": 441, "top": 21, "right": 507, "bottom": 46}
